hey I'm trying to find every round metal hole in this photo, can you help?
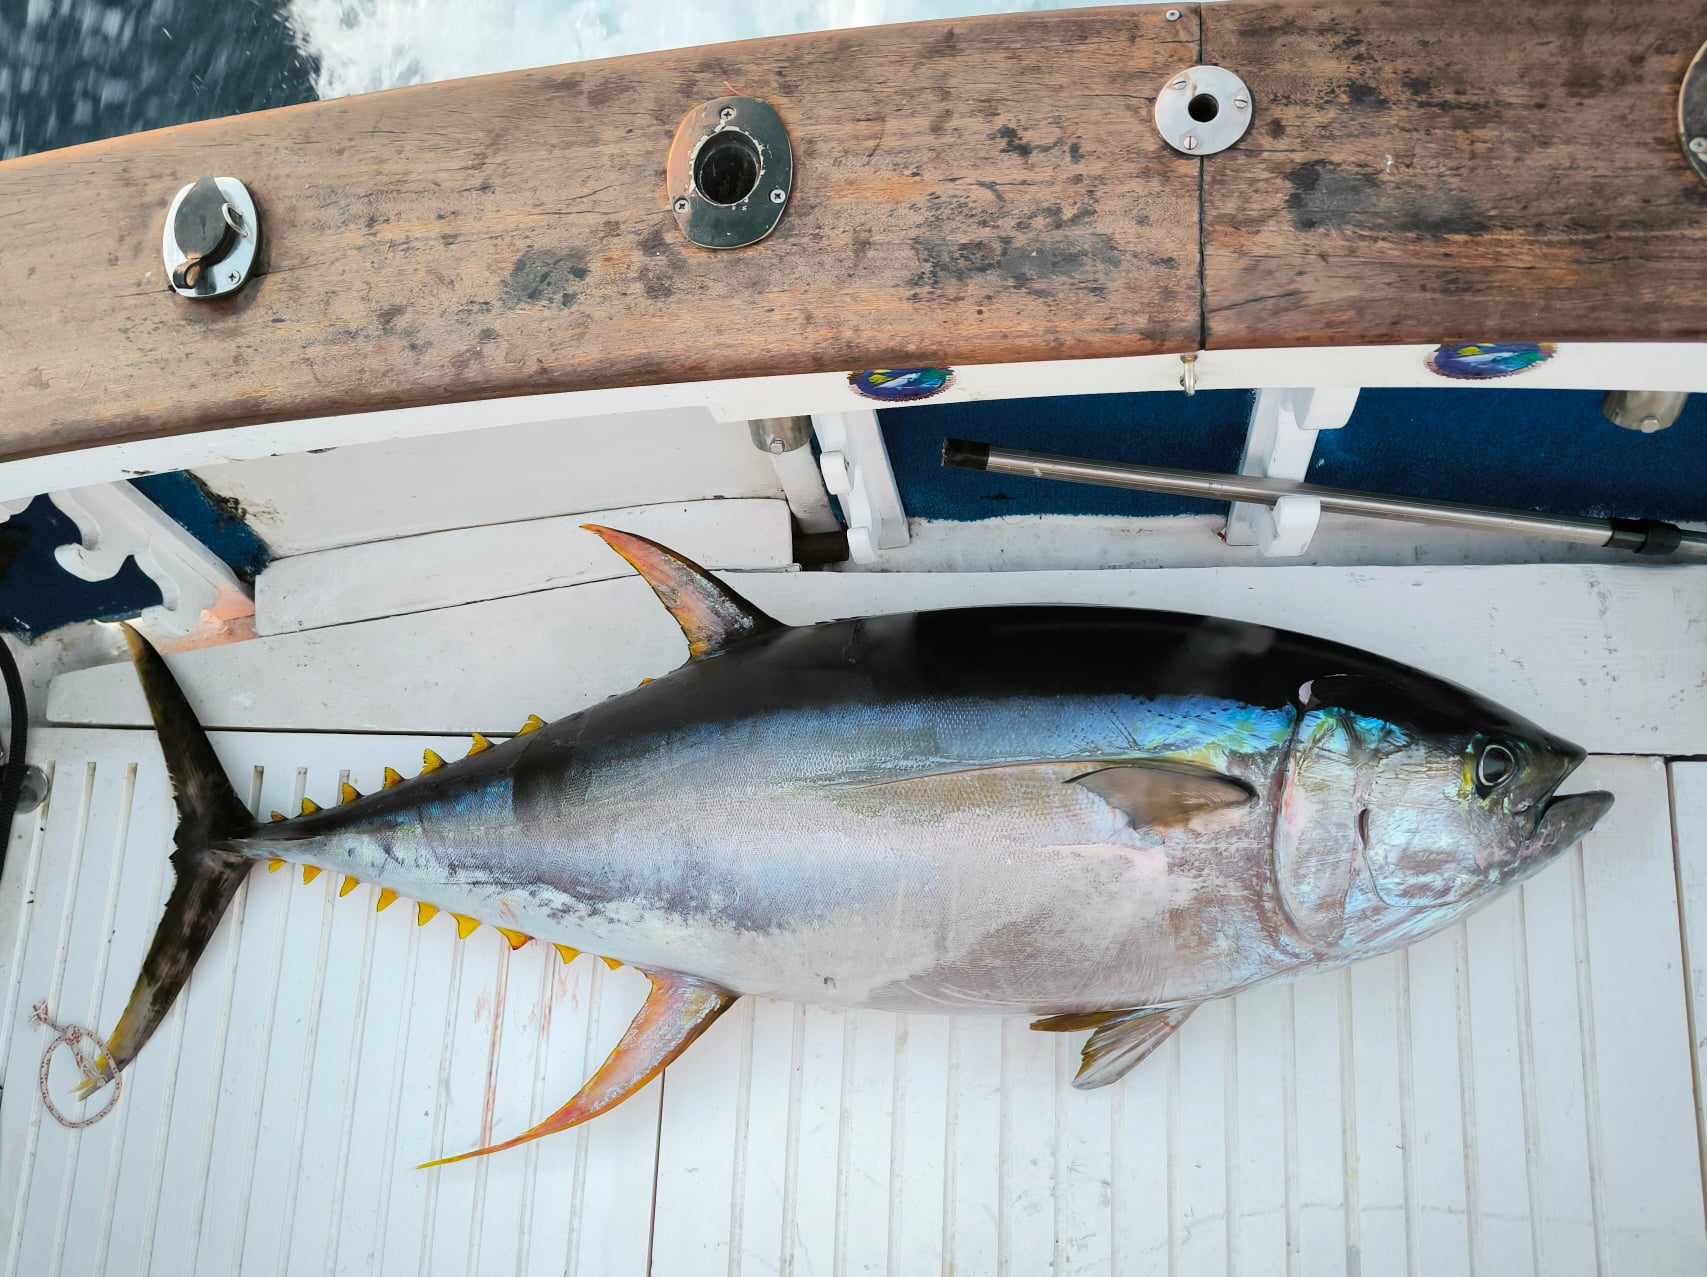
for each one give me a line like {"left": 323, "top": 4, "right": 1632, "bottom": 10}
{"left": 1154, "top": 65, "right": 1252, "bottom": 156}
{"left": 669, "top": 96, "right": 793, "bottom": 249}
{"left": 694, "top": 130, "right": 762, "bottom": 206}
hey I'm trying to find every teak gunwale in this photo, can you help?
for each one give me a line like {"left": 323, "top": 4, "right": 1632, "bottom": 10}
{"left": 2, "top": 1, "right": 1703, "bottom": 469}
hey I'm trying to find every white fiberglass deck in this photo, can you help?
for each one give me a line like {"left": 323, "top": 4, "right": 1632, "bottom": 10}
{"left": 3, "top": 730, "right": 1705, "bottom": 1276}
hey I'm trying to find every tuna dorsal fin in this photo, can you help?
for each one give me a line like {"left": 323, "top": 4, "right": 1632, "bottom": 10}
{"left": 1071, "top": 761, "right": 1255, "bottom": 830}
{"left": 1032, "top": 1004, "right": 1198, "bottom": 1089}
{"left": 419, "top": 971, "right": 736, "bottom": 1168}
{"left": 583, "top": 524, "right": 780, "bottom": 660}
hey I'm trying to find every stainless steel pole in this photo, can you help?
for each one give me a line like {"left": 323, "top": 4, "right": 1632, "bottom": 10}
{"left": 940, "top": 439, "right": 1707, "bottom": 560}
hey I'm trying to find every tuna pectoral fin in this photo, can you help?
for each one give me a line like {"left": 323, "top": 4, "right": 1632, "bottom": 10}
{"left": 1071, "top": 762, "right": 1254, "bottom": 830}
{"left": 1031, "top": 1004, "right": 1199, "bottom": 1089}
{"left": 418, "top": 972, "right": 737, "bottom": 1169}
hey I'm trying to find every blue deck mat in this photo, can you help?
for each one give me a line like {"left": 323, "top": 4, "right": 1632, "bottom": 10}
{"left": 888, "top": 388, "right": 1707, "bottom": 523}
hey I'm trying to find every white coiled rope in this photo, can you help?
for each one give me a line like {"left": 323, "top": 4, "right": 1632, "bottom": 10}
{"left": 31, "top": 1001, "right": 120, "bottom": 1129}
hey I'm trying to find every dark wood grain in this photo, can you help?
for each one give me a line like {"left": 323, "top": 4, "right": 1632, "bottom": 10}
{"left": 7, "top": 2, "right": 1706, "bottom": 470}
{"left": 1203, "top": 1, "right": 1707, "bottom": 348}
{"left": 0, "top": 7, "right": 1199, "bottom": 464}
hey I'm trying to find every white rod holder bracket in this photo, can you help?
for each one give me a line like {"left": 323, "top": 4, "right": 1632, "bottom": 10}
{"left": 1224, "top": 386, "right": 1360, "bottom": 556}
{"left": 49, "top": 482, "right": 254, "bottom": 636}
{"left": 812, "top": 410, "right": 910, "bottom": 564}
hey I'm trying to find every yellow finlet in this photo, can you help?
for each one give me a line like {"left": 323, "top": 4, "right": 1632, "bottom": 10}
{"left": 600, "top": 955, "right": 622, "bottom": 971}
{"left": 553, "top": 944, "right": 580, "bottom": 966}
{"left": 497, "top": 927, "right": 531, "bottom": 950}
{"left": 417, "top": 902, "right": 440, "bottom": 926}
{"left": 518, "top": 714, "right": 546, "bottom": 736}
{"left": 303, "top": 865, "right": 323, "bottom": 885}
{"left": 267, "top": 858, "right": 286, "bottom": 873}
{"left": 376, "top": 887, "right": 399, "bottom": 912}
{"left": 638, "top": 677, "right": 654, "bottom": 687}
{"left": 340, "top": 781, "right": 361, "bottom": 804}
{"left": 453, "top": 914, "right": 480, "bottom": 940}
{"left": 270, "top": 811, "right": 286, "bottom": 823}
{"left": 339, "top": 876, "right": 360, "bottom": 898}
{"left": 301, "top": 796, "right": 321, "bottom": 816}
{"left": 467, "top": 733, "right": 492, "bottom": 757}
{"left": 383, "top": 766, "right": 403, "bottom": 789}
{"left": 421, "top": 749, "right": 445, "bottom": 774}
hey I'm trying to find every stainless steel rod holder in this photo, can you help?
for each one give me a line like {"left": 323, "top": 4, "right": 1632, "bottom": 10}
{"left": 940, "top": 439, "right": 1707, "bottom": 560}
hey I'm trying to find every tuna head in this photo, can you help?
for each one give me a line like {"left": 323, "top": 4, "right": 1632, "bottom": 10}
{"left": 1271, "top": 672, "right": 1613, "bottom": 951}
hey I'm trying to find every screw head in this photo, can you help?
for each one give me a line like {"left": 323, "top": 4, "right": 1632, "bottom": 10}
{"left": 1172, "top": 77, "right": 1189, "bottom": 90}
{"left": 1640, "top": 413, "right": 1663, "bottom": 433}
{"left": 1691, "top": 136, "right": 1707, "bottom": 156}
{"left": 719, "top": 106, "right": 736, "bottom": 122}
{"left": 1233, "top": 96, "right": 1249, "bottom": 110}
{"left": 1182, "top": 133, "right": 1198, "bottom": 151}
{"left": 770, "top": 187, "right": 786, "bottom": 204}
{"left": 1165, "top": 8, "right": 1181, "bottom": 19}
{"left": 767, "top": 437, "right": 786, "bottom": 454}
{"left": 673, "top": 197, "right": 690, "bottom": 213}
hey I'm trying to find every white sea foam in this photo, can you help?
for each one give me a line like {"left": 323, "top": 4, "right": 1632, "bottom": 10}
{"left": 286, "top": 0, "right": 1120, "bottom": 98}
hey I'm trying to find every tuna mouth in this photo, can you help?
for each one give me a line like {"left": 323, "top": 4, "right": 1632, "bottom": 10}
{"left": 1528, "top": 790, "right": 1615, "bottom": 855}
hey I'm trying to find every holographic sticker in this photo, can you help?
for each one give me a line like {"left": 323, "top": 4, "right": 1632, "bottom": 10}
{"left": 1425, "top": 342, "right": 1557, "bottom": 380}
{"left": 848, "top": 368, "right": 954, "bottom": 402}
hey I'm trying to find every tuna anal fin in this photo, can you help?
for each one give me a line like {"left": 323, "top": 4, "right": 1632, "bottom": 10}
{"left": 1072, "top": 762, "right": 1254, "bottom": 830}
{"left": 418, "top": 971, "right": 737, "bottom": 1168}
{"left": 1032, "top": 1004, "right": 1199, "bottom": 1090}
{"left": 582, "top": 524, "right": 779, "bottom": 660}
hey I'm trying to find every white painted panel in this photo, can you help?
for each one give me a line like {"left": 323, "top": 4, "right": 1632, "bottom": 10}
{"left": 0, "top": 730, "right": 661, "bottom": 1277}
{"left": 50, "top": 564, "right": 1707, "bottom": 753}
{"left": 254, "top": 498, "right": 793, "bottom": 635}
{"left": 1673, "top": 762, "right": 1707, "bottom": 1236}
{"left": 194, "top": 409, "right": 782, "bottom": 556}
{"left": 13, "top": 342, "right": 1706, "bottom": 506}
{"left": 1573, "top": 758, "right": 1704, "bottom": 1275}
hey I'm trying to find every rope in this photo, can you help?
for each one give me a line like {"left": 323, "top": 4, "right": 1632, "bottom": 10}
{"left": 31, "top": 1001, "right": 121, "bottom": 1129}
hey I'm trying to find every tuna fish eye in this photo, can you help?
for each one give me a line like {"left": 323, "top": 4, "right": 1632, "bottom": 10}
{"left": 1476, "top": 742, "right": 1516, "bottom": 790}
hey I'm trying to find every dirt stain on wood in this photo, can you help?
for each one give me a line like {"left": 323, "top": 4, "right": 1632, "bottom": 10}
{"left": 502, "top": 248, "right": 592, "bottom": 310}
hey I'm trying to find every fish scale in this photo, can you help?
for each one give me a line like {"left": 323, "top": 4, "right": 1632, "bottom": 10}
{"left": 76, "top": 524, "right": 1613, "bottom": 1170}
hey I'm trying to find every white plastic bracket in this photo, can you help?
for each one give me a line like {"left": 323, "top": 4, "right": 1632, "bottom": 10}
{"left": 49, "top": 482, "right": 254, "bottom": 635}
{"left": 812, "top": 410, "right": 910, "bottom": 564}
{"left": 0, "top": 497, "right": 33, "bottom": 523}
{"left": 1224, "top": 386, "right": 1360, "bottom": 557}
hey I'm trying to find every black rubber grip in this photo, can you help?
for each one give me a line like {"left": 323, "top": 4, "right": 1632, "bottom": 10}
{"left": 941, "top": 438, "right": 991, "bottom": 471}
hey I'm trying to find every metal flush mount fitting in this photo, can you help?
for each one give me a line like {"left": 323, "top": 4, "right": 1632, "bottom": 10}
{"left": 1154, "top": 65, "right": 1252, "bottom": 156}
{"left": 667, "top": 96, "right": 793, "bottom": 249}
{"left": 1682, "top": 40, "right": 1707, "bottom": 184}
{"left": 162, "top": 176, "right": 260, "bottom": 298}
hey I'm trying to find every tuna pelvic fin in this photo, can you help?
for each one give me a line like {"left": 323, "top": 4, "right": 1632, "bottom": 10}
{"left": 78, "top": 626, "right": 256, "bottom": 1099}
{"left": 582, "top": 524, "right": 780, "bottom": 660}
{"left": 419, "top": 972, "right": 736, "bottom": 1168}
{"left": 1031, "top": 1004, "right": 1199, "bottom": 1089}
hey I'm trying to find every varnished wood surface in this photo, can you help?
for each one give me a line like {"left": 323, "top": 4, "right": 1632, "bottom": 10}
{"left": 0, "top": 7, "right": 1200, "bottom": 464}
{"left": 2, "top": 2, "right": 1704, "bottom": 467}
{"left": 1203, "top": 1, "right": 1707, "bottom": 348}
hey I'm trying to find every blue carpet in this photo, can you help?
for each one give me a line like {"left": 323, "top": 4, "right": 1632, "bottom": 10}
{"left": 890, "top": 387, "right": 1707, "bottom": 523}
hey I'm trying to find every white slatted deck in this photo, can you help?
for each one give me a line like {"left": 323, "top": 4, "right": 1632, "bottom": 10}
{"left": 3, "top": 732, "right": 1704, "bottom": 1276}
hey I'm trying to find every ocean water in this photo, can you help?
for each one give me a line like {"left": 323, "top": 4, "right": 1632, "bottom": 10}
{"left": 2, "top": 0, "right": 1111, "bottom": 158}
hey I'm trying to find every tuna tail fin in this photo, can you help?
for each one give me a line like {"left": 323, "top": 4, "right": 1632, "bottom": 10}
{"left": 75, "top": 625, "right": 256, "bottom": 1099}
{"left": 582, "top": 524, "right": 780, "bottom": 659}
